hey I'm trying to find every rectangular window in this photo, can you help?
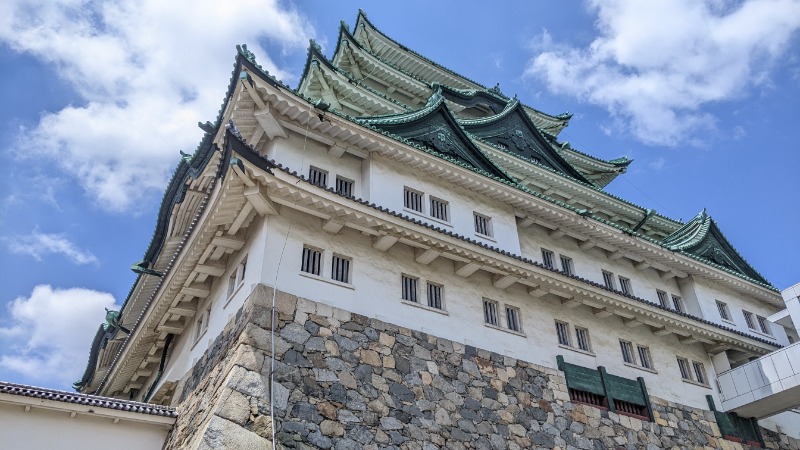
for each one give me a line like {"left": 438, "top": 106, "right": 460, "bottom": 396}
{"left": 555, "top": 321, "right": 571, "bottom": 346}
{"left": 656, "top": 290, "right": 669, "bottom": 308}
{"left": 716, "top": 300, "right": 731, "bottom": 321}
{"left": 743, "top": 310, "right": 756, "bottom": 329}
{"left": 677, "top": 357, "right": 691, "bottom": 380}
{"left": 308, "top": 166, "right": 328, "bottom": 187}
{"left": 672, "top": 295, "right": 685, "bottom": 313}
{"left": 542, "top": 249, "right": 555, "bottom": 269}
{"left": 483, "top": 300, "right": 499, "bottom": 325}
{"left": 506, "top": 306, "right": 521, "bottom": 332}
{"left": 301, "top": 246, "right": 322, "bottom": 276}
{"left": 560, "top": 255, "right": 573, "bottom": 276}
{"left": 619, "top": 277, "right": 632, "bottom": 295}
{"left": 473, "top": 213, "right": 493, "bottom": 236}
{"left": 757, "top": 315, "right": 771, "bottom": 335}
{"left": 404, "top": 187, "right": 423, "bottom": 213}
{"left": 602, "top": 270, "right": 615, "bottom": 289}
{"left": 575, "top": 327, "right": 591, "bottom": 352}
{"left": 227, "top": 257, "right": 247, "bottom": 298}
{"left": 426, "top": 282, "right": 443, "bottom": 310}
{"left": 692, "top": 362, "right": 707, "bottom": 385}
{"left": 330, "top": 254, "right": 351, "bottom": 283}
{"left": 335, "top": 176, "right": 353, "bottom": 197}
{"left": 194, "top": 308, "right": 209, "bottom": 343}
{"left": 401, "top": 275, "right": 418, "bottom": 303}
{"left": 430, "top": 197, "right": 450, "bottom": 222}
{"left": 637, "top": 346, "right": 652, "bottom": 369}
{"left": 620, "top": 340, "right": 635, "bottom": 364}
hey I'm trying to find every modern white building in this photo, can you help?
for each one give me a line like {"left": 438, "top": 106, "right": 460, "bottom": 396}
{"left": 66, "top": 10, "right": 799, "bottom": 449}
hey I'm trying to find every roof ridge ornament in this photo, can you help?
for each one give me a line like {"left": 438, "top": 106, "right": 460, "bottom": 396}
{"left": 237, "top": 44, "right": 263, "bottom": 71}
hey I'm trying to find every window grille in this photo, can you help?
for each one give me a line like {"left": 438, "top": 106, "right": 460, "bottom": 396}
{"left": 692, "top": 362, "right": 706, "bottom": 384}
{"left": 656, "top": 290, "right": 669, "bottom": 308}
{"left": 401, "top": 275, "right": 418, "bottom": 303}
{"left": 602, "top": 270, "right": 615, "bottom": 289}
{"left": 473, "top": 213, "right": 492, "bottom": 236}
{"left": 619, "top": 277, "right": 632, "bottom": 295}
{"left": 677, "top": 357, "right": 691, "bottom": 380}
{"left": 716, "top": 300, "right": 731, "bottom": 321}
{"left": 672, "top": 295, "right": 685, "bottom": 313}
{"left": 335, "top": 176, "right": 353, "bottom": 197}
{"left": 227, "top": 272, "right": 236, "bottom": 298}
{"left": 426, "top": 282, "right": 443, "bottom": 309}
{"left": 542, "top": 249, "right": 555, "bottom": 269}
{"left": 308, "top": 166, "right": 328, "bottom": 187}
{"left": 743, "top": 310, "right": 756, "bottom": 329}
{"left": 404, "top": 187, "right": 423, "bottom": 212}
{"left": 614, "top": 400, "right": 649, "bottom": 420}
{"left": 301, "top": 247, "right": 322, "bottom": 275}
{"left": 430, "top": 197, "right": 449, "bottom": 222}
{"left": 560, "top": 255, "right": 573, "bottom": 276}
{"left": 555, "top": 321, "right": 570, "bottom": 346}
{"left": 575, "top": 327, "right": 591, "bottom": 352}
{"left": 569, "top": 389, "right": 607, "bottom": 409}
{"left": 637, "top": 346, "right": 652, "bottom": 369}
{"left": 483, "top": 300, "right": 499, "bottom": 325}
{"left": 331, "top": 254, "right": 351, "bottom": 283}
{"left": 506, "top": 307, "right": 521, "bottom": 332}
{"left": 757, "top": 315, "right": 771, "bottom": 335}
{"left": 620, "top": 340, "right": 635, "bottom": 364}
{"left": 194, "top": 308, "right": 209, "bottom": 343}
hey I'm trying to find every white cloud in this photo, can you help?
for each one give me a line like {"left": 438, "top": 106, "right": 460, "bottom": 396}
{"left": 0, "top": 0, "right": 314, "bottom": 212}
{"left": 4, "top": 230, "right": 97, "bottom": 264}
{"left": 525, "top": 0, "right": 800, "bottom": 146}
{"left": 0, "top": 285, "right": 117, "bottom": 385}
{"left": 649, "top": 156, "right": 666, "bottom": 171}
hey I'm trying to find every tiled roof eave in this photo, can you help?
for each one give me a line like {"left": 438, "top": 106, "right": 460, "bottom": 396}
{"left": 225, "top": 130, "right": 781, "bottom": 350}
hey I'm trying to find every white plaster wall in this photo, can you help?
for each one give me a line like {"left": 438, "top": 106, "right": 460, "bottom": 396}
{"left": 0, "top": 402, "right": 170, "bottom": 450}
{"left": 255, "top": 210, "right": 717, "bottom": 410}
{"left": 760, "top": 411, "right": 800, "bottom": 439}
{"left": 518, "top": 224, "right": 684, "bottom": 307}
{"left": 368, "top": 154, "right": 521, "bottom": 255}
{"left": 268, "top": 131, "right": 365, "bottom": 199}
{"left": 688, "top": 277, "right": 786, "bottom": 345}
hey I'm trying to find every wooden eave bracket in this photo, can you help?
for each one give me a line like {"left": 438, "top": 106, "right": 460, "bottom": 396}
{"left": 493, "top": 274, "right": 519, "bottom": 290}
{"left": 415, "top": 248, "right": 441, "bottom": 265}
{"left": 244, "top": 184, "right": 279, "bottom": 216}
{"left": 373, "top": 234, "right": 399, "bottom": 251}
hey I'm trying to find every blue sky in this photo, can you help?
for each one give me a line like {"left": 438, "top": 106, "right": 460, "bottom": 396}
{"left": 1, "top": 0, "right": 798, "bottom": 390}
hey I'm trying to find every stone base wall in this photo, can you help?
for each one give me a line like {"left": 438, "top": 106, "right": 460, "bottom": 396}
{"left": 164, "top": 284, "right": 800, "bottom": 450}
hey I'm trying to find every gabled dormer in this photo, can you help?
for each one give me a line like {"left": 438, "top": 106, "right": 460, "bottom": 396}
{"left": 663, "top": 209, "right": 773, "bottom": 288}
{"left": 461, "top": 98, "right": 591, "bottom": 185}
{"left": 357, "top": 92, "right": 514, "bottom": 183}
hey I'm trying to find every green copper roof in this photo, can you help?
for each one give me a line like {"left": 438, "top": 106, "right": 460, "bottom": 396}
{"left": 663, "top": 209, "right": 773, "bottom": 287}
{"left": 357, "top": 92, "right": 514, "bottom": 183}
{"left": 459, "top": 97, "right": 591, "bottom": 184}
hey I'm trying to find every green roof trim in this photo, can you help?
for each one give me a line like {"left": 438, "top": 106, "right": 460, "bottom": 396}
{"left": 663, "top": 209, "right": 773, "bottom": 287}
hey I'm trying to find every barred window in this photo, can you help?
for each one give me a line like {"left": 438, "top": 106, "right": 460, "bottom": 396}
{"left": 620, "top": 340, "right": 635, "bottom": 364}
{"left": 404, "top": 187, "right": 423, "bottom": 212}
{"left": 308, "top": 166, "right": 328, "bottom": 187}
{"left": 506, "top": 306, "right": 521, "bottom": 332}
{"left": 672, "top": 295, "right": 685, "bottom": 313}
{"left": 637, "top": 346, "right": 652, "bottom": 369}
{"left": 757, "top": 315, "right": 771, "bottom": 335}
{"left": 331, "top": 254, "right": 351, "bottom": 283}
{"left": 473, "top": 213, "right": 493, "bottom": 236}
{"left": 716, "top": 300, "right": 731, "bottom": 321}
{"left": 619, "top": 277, "right": 632, "bottom": 295}
{"left": 560, "top": 255, "right": 574, "bottom": 276}
{"left": 602, "top": 270, "right": 615, "bottom": 289}
{"left": 427, "top": 282, "right": 443, "bottom": 310}
{"left": 227, "top": 258, "right": 247, "bottom": 298}
{"left": 656, "top": 290, "right": 669, "bottom": 308}
{"left": 692, "top": 362, "right": 706, "bottom": 385}
{"left": 430, "top": 197, "right": 449, "bottom": 222}
{"left": 555, "top": 321, "right": 570, "bottom": 346}
{"left": 575, "top": 327, "right": 591, "bottom": 352}
{"left": 483, "top": 300, "right": 499, "bottom": 325}
{"left": 677, "top": 357, "right": 691, "bottom": 380}
{"left": 743, "top": 310, "right": 756, "bottom": 329}
{"left": 194, "top": 308, "right": 209, "bottom": 343}
{"left": 301, "top": 247, "right": 322, "bottom": 275}
{"left": 335, "top": 176, "right": 353, "bottom": 197}
{"left": 401, "top": 275, "right": 418, "bottom": 303}
{"left": 542, "top": 249, "right": 555, "bottom": 269}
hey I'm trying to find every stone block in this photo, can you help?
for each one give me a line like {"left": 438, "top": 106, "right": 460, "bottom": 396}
{"left": 215, "top": 388, "right": 251, "bottom": 425}
{"left": 197, "top": 415, "right": 269, "bottom": 450}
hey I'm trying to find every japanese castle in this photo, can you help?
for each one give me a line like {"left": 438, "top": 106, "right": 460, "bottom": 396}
{"left": 5, "top": 10, "right": 799, "bottom": 450}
